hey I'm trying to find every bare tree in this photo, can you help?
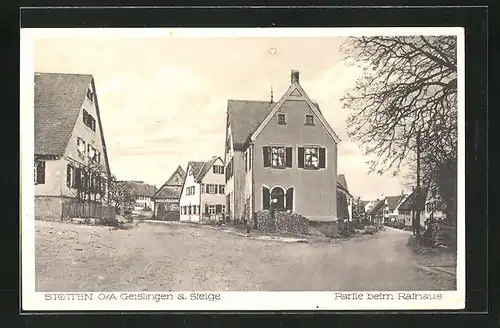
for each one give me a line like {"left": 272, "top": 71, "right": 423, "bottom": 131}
{"left": 340, "top": 35, "right": 458, "bottom": 226}
{"left": 107, "top": 176, "right": 135, "bottom": 213}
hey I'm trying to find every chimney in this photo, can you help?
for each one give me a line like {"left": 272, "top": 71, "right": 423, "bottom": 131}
{"left": 291, "top": 70, "right": 300, "bottom": 84}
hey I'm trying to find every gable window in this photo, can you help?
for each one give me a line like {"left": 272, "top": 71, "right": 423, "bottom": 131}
{"left": 277, "top": 113, "right": 287, "bottom": 125}
{"left": 83, "top": 109, "right": 96, "bottom": 132}
{"left": 305, "top": 114, "right": 314, "bottom": 126}
{"left": 213, "top": 165, "right": 224, "bottom": 174}
{"left": 34, "top": 161, "right": 46, "bottom": 184}
{"left": 200, "top": 184, "right": 205, "bottom": 194}
{"left": 77, "top": 137, "right": 86, "bottom": 155}
{"left": 87, "top": 88, "right": 94, "bottom": 101}
{"left": 218, "top": 185, "right": 225, "bottom": 194}
{"left": 263, "top": 146, "right": 293, "bottom": 168}
{"left": 298, "top": 146, "right": 326, "bottom": 169}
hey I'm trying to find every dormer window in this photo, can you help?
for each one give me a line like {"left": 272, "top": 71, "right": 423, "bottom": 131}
{"left": 305, "top": 114, "right": 314, "bottom": 126}
{"left": 277, "top": 113, "right": 287, "bottom": 125}
{"left": 87, "top": 88, "right": 94, "bottom": 101}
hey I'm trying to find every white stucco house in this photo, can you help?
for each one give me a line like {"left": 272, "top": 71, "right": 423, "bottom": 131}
{"left": 179, "top": 156, "right": 226, "bottom": 223}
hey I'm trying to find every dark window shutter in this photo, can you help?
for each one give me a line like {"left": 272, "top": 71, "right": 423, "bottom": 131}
{"left": 66, "top": 165, "right": 72, "bottom": 186}
{"left": 298, "top": 147, "right": 305, "bottom": 168}
{"left": 263, "top": 146, "right": 271, "bottom": 167}
{"left": 213, "top": 166, "right": 216, "bottom": 174}
{"left": 286, "top": 187, "right": 294, "bottom": 211}
{"left": 216, "top": 204, "right": 222, "bottom": 214}
{"left": 263, "top": 186, "right": 270, "bottom": 210}
{"left": 286, "top": 147, "right": 292, "bottom": 168}
{"left": 36, "top": 161, "right": 45, "bottom": 184}
{"left": 221, "top": 166, "right": 224, "bottom": 174}
{"left": 319, "top": 148, "right": 326, "bottom": 168}
{"left": 205, "top": 204, "right": 209, "bottom": 214}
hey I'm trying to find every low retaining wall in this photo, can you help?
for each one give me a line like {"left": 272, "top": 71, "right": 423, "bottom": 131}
{"left": 309, "top": 221, "right": 339, "bottom": 238}
{"left": 35, "top": 196, "right": 65, "bottom": 221}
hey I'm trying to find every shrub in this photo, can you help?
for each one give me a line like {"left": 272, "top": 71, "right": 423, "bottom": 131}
{"left": 275, "top": 212, "right": 309, "bottom": 235}
{"left": 255, "top": 210, "right": 276, "bottom": 233}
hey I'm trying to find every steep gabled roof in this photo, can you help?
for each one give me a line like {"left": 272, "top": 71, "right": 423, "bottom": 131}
{"left": 250, "top": 72, "right": 341, "bottom": 145}
{"left": 227, "top": 100, "right": 275, "bottom": 149}
{"left": 152, "top": 165, "right": 186, "bottom": 200}
{"left": 165, "top": 165, "right": 186, "bottom": 186}
{"left": 367, "top": 199, "right": 385, "bottom": 215}
{"left": 385, "top": 195, "right": 404, "bottom": 211}
{"left": 34, "top": 72, "right": 93, "bottom": 156}
{"left": 188, "top": 161, "right": 206, "bottom": 178}
{"left": 195, "top": 156, "right": 223, "bottom": 182}
{"left": 118, "top": 181, "right": 157, "bottom": 197}
{"left": 398, "top": 187, "right": 429, "bottom": 211}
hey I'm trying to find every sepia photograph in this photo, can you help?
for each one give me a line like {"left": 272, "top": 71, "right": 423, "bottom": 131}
{"left": 21, "top": 27, "right": 464, "bottom": 311}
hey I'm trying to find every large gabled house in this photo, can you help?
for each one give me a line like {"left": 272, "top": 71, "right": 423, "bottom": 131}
{"left": 152, "top": 165, "right": 186, "bottom": 221}
{"left": 179, "top": 157, "right": 226, "bottom": 222}
{"left": 224, "top": 70, "right": 341, "bottom": 234}
{"left": 34, "top": 72, "right": 111, "bottom": 220}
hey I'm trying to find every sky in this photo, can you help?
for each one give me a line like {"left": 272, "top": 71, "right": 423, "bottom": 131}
{"left": 33, "top": 33, "right": 408, "bottom": 200}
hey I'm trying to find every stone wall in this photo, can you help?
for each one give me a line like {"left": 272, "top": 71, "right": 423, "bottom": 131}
{"left": 35, "top": 196, "right": 66, "bottom": 221}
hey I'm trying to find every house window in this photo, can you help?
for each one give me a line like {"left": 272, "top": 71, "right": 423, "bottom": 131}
{"left": 87, "top": 88, "right": 94, "bottom": 101}
{"left": 305, "top": 114, "right": 314, "bottom": 125}
{"left": 201, "top": 184, "right": 205, "bottom": 194}
{"left": 277, "top": 113, "right": 286, "bottom": 125}
{"left": 304, "top": 147, "right": 319, "bottom": 169}
{"left": 34, "top": 161, "right": 45, "bottom": 184}
{"left": 208, "top": 205, "right": 216, "bottom": 215}
{"left": 219, "top": 185, "right": 225, "bottom": 194}
{"left": 193, "top": 205, "right": 197, "bottom": 215}
{"left": 213, "top": 165, "right": 224, "bottom": 174}
{"left": 263, "top": 146, "right": 292, "bottom": 168}
{"left": 188, "top": 206, "right": 192, "bottom": 215}
{"left": 208, "top": 184, "right": 216, "bottom": 194}
{"left": 83, "top": 109, "right": 96, "bottom": 131}
{"left": 298, "top": 146, "right": 326, "bottom": 169}
{"left": 77, "top": 137, "right": 86, "bottom": 155}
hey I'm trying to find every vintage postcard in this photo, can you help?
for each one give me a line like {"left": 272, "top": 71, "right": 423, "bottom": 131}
{"left": 21, "top": 27, "right": 465, "bottom": 311}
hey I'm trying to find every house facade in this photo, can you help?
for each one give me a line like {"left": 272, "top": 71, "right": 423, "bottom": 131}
{"left": 34, "top": 72, "right": 111, "bottom": 220}
{"left": 117, "top": 180, "right": 157, "bottom": 211}
{"left": 382, "top": 194, "right": 406, "bottom": 224}
{"left": 152, "top": 165, "right": 186, "bottom": 221}
{"left": 336, "top": 174, "right": 353, "bottom": 221}
{"left": 179, "top": 157, "right": 226, "bottom": 222}
{"left": 396, "top": 187, "right": 429, "bottom": 228}
{"left": 224, "top": 70, "right": 340, "bottom": 227}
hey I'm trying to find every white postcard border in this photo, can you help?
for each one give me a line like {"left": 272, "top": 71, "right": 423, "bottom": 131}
{"left": 20, "top": 27, "right": 465, "bottom": 311}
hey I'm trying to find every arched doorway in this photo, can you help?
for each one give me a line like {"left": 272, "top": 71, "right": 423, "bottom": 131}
{"left": 270, "top": 186, "right": 285, "bottom": 211}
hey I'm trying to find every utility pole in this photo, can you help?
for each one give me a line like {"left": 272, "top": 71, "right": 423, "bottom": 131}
{"left": 415, "top": 130, "right": 421, "bottom": 236}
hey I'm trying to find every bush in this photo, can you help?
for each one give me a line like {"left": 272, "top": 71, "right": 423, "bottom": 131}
{"left": 255, "top": 210, "right": 275, "bottom": 233}
{"left": 275, "top": 212, "right": 309, "bottom": 235}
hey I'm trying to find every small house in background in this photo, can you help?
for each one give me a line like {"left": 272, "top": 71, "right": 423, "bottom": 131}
{"left": 382, "top": 193, "right": 406, "bottom": 224}
{"left": 179, "top": 157, "right": 226, "bottom": 223}
{"left": 336, "top": 174, "right": 353, "bottom": 221}
{"left": 366, "top": 199, "right": 385, "bottom": 224}
{"left": 117, "top": 180, "right": 157, "bottom": 212}
{"left": 397, "top": 187, "right": 429, "bottom": 228}
{"left": 152, "top": 165, "right": 186, "bottom": 221}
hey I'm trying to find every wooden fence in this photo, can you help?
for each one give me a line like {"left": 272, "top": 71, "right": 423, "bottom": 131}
{"left": 62, "top": 202, "right": 116, "bottom": 221}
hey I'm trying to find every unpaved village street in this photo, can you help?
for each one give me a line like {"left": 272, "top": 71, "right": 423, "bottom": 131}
{"left": 35, "top": 221, "right": 456, "bottom": 292}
